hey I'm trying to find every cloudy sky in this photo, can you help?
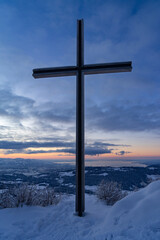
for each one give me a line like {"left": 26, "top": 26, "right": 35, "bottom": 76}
{"left": 0, "top": 0, "right": 160, "bottom": 166}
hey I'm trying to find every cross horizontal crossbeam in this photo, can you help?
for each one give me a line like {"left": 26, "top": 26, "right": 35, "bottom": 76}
{"left": 33, "top": 61, "right": 132, "bottom": 78}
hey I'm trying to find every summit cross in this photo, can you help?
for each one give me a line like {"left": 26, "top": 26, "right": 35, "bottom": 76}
{"left": 32, "top": 19, "right": 132, "bottom": 217}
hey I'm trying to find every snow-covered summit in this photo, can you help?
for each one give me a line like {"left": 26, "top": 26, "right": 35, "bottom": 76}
{"left": 0, "top": 180, "right": 160, "bottom": 240}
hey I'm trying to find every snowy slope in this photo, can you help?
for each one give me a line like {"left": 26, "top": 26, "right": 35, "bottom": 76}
{"left": 0, "top": 181, "right": 160, "bottom": 240}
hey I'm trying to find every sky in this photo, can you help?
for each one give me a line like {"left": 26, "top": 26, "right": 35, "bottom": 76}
{"left": 0, "top": 0, "right": 160, "bottom": 166}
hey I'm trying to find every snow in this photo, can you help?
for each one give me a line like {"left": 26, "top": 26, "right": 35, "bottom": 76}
{"left": 0, "top": 181, "right": 15, "bottom": 184}
{"left": 113, "top": 167, "right": 128, "bottom": 172}
{"left": 4, "top": 173, "right": 14, "bottom": 176}
{"left": 0, "top": 181, "right": 160, "bottom": 240}
{"left": 99, "top": 172, "right": 108, "bottom": 176}
{"left": 148, "top": 167, "right": 157, "bottom": 170}
{"left": 59, "top": 171, "right": 75, "bottom": 177}
{"left": 38, "top": 174, "right": 48, "bottom": 178}
{"left": 62, "top": 183, "right": 75, "bottom": 188}
{"left": 0, "top": 190, "right": 6, "bottom": 194}
{"left": 147, "top": 174, "right": 160, "bottom": 181}
{"left": 85, "top": 185, "right": 97, "bottom": 192}
{"left": 23, "top": 172, "right": 39, "bottom": 176}
{"left": 35, "top": 184, "right": 49, "bottom": 189}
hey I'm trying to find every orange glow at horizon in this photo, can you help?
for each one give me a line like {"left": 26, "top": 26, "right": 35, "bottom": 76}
{"left": 0, "top": 152, "right": 75, "bottom": 160}
{"left": 0, "top": 148, "right": 160, "bottom": 160}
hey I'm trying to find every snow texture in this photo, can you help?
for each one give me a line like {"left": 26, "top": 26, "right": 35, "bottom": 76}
{"left": 59, "top": 171, "right": 75, "bottom": 177}
{"left": 85, "top": 185, "right": 97, "bottom": 192}
{"left": 0, "top": 181, "right": 160, "bottom": 240}
{"left": 99, "top": 172, "right": 108, "bottom": 176}
{"left": 147, "top": 174, "right": 160, "bottom": 181}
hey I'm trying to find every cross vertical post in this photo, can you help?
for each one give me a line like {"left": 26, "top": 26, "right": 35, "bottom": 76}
{"left": 32, "top": 18, "right": 132, "bottom": 217}
{"left": 76, "top": 19, "right": 85, "bottom": 216}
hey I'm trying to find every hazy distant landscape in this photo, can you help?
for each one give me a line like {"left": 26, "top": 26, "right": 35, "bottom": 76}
{"left": 0, "top": 158, "right": 160, "bottom": 195}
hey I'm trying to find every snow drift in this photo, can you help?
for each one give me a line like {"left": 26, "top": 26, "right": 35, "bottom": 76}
{"left": 0, "top": 180, "right": 160, "bottom": 240}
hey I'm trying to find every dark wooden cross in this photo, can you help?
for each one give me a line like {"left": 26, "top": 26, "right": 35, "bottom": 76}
{"left": 32, "top": 19, "right": 132, "bottom": 216}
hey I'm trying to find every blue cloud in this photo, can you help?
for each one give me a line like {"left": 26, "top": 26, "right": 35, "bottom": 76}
{"left": 0, "top": 140, "right": 73, "bottom": 150}
{"left": 3, "top": 140, "right": 130, "bottom": 156}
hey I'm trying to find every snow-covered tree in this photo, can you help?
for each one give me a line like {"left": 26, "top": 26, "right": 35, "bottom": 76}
{"left": 96, "top": 180, "right": 127, "bottom": 205}
{"left": 0, "top": 184, "right": 60, "bottom": 209}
